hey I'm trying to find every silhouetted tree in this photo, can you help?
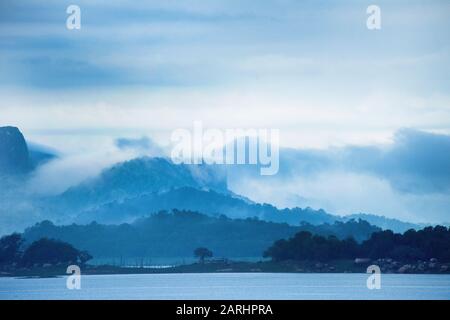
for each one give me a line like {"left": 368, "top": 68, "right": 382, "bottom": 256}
{"left": 264, "top": 231, "right": 359, "bottom": 262}
{"left": 194, "top": 247, "right": 213, "bottom": 263}
{"left": 0, "top": 233, "right": 23, "bottom": 267}
{"left": 21, "top": 238, "right": 92, "bottom": 267}
{"left": 361, "top": 226, "right": 450, "bottom": 262}
{"left": 264, "top": 226, "right": 450, "bottom": 263}
{"left": 79, "top": 250, "right": 93, "bottom": 266}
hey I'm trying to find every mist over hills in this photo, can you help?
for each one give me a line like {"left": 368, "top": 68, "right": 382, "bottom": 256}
{"left": 64, "top": 156, "right": 421, "bottom": 232}
{"left": 0, "top": 126, "right": 427, "bottom": 236}
{"left": 75, "top": 186, "right": 339, "bottom": 226}
{"left": 0, "top": 126, "right": 56, "bottom": 176}
{"left": 57, "top": 157, "right": 228, "bottom": 211}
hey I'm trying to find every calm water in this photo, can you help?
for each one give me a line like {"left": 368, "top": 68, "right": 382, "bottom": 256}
{"left": 1, "top": 273, "right": 449, "bottom": 300}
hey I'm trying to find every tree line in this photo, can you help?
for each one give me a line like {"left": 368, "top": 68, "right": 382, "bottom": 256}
{"left": 22, "top": 211, "right": 380, "bottom": 261}
{"left": 0, "top": 234, "right": 92, "bottom": 270}
{"left": 3, "top": 222, "right": 449, "bottom": 269}
{"left": 264, "top": 226, "right": 450, "bottom": 262}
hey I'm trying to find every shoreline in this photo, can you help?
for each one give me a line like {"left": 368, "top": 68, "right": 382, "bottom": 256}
{"left": 2, "top": 260, "right": 450, "bottom": 278}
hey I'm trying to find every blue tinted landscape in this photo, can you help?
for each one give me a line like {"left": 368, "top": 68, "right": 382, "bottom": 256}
{"left": 1, "top": 0, "right": 449, "bottom": 300}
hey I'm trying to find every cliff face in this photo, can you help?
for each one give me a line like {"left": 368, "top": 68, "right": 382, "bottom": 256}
{"left": 0, "top": 126, "right": 31, "bottom": 174}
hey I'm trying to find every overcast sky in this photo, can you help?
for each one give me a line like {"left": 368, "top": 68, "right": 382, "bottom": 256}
{"left": 0, "top": 0, "right": 449, "bottom": 222}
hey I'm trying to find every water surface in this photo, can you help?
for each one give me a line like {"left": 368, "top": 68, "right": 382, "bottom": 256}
{"left": 1, "top": 273, "right": 449, "bottom": 300}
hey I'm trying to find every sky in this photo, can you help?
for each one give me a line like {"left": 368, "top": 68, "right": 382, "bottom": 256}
{"left": 0, "top": 0, "right": 449, "bottom": 222}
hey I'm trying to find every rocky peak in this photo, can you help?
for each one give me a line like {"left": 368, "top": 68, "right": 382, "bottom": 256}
{"left": 0, "top": 126, "right": 31, "bottom": 174}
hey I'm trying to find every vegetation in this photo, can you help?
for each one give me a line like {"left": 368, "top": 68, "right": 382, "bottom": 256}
{"left": 361, "top": 226, "right": 450, "bottom": 262}
{"left": 194, "top": 247, "right": 213, "bottom": 263}
{"left": 22, "top": 210, "right": 380, "bottom": 260}
{"left": 21, "top": 238, "right": 92, "bottom": 267}
{"left": 4, "top": 211, "right": 449, "bottom": 276}
{"left": 0, "top": 233, "right": 23, "bottom": 266}
{"left": 0, "top": 234, "right": 92, "bottom": 269}
{"left": 2, "top": 223, "right": 450, "bottom": 276}
{"left": 264, "top": 226, "right": 450, "bottom": 263}
{"left": 297, "top": 219, "right": 380, "bottom": 242}
{"left": 264, "top": 232, "right": 358, "bottom": 262}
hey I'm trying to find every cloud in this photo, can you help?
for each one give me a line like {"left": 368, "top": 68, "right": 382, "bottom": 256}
{"left": 1, "top": 0, "right": 449, "bottom": 91}
{"left": 278, "top": 129, "right": 450, "bottom": 194}
{"left": 1, "top": 0, "right": 450, "bottom": 225}
{"left": 348, "top": 129, "right": 450, "bottom": 194}
{"left": 25, "top": 138, "right": 143, "bottom": 195}
{"left": 227, "top": 129, "right": 450, "bottom": 223}
{"left": 115, "top": 136, "right": 165, "bottom": 156}
{"left": 239, "top": 129, "right": 450, "bottom": 194}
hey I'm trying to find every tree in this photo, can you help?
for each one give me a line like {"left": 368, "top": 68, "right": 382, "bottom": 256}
{"left": 21, "top": 238, "right": 92, "bottom": 267}
{"left": 265, "top": 226, "right": 450, "bottom": 263}
{"left": 0, "top": 233, "right": 23, "bottom": 267}
{"left": 79, "top": 250, "right": 93, "bottom": 266}
{"left": 194, "top": 247, "right": 213, "bottom": 263}
{"left": 263, "top": 231, "right": 359, "bottom": 262}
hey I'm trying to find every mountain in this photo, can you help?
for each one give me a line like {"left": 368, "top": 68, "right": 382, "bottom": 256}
{"left": 24, "top": 151, "right": 421, "bottom": 232}
{"left": 57, "top": 157, "right": 228, "bottom": 211}
{"left": 75, "top": 186, "right": 340, "bottom": 225}
{"left": 23, "top": 211, "right": 381, "bottom": 262}
{"left": 0, "top": 126, "right": 56, "bottom": 177}
{"left": 0, "top": 127, "right": 427, "bottom": 236}
{"left": 345, "top": 213, "right": 425, "bottom": 233}
{"left": 58, "top": 157, "right": 420, "bottom": 232}
{"left": 0, "top": 126, "right": 30, "bottom": 175}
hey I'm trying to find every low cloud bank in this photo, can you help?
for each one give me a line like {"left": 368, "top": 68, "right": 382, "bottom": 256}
{"left": 228, "top": 129, "right": 450, "bottom": 223}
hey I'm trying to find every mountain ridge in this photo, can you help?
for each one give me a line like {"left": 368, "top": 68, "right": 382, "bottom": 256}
{"left": 23, "top": 210, "right": 382, "bottom": 261}
{"left": 0, "top": 127, "right": 427, "bottom": 234}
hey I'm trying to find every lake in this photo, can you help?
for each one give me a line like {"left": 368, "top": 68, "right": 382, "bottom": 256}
{"left": 1, "top": 273, "right": 449, "bottom": 300}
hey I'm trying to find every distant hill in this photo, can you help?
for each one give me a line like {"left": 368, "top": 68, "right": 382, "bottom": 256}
{"left": 74, "top": 184, "right": 421, "bottom": 233}
{"left": 0, "top": 126, "right": 56, "bottom": 176}
{"left": 0, "top": 126, "right": 30, "bottom": 175}
{"left": 22, "top": 211, "right": 381, "bottom": 261}
{"left": 57, "top": 157, "right": 228, "bottom": 210}
{"left": 37, "top": 153, "right": 335, "bottom": 226}
{"left": 55, "top": 156, "right": 339, "bottom": 227}
{"left": 51, "top": 156, "right": 421, "bottom": 232}
{"left": 345, "top": 213, "right": 425, "bottom": 234}
{"left": 75, "top": 186, "right": 340, "bottom": 225}
{"left": 0, "top": 127, "right": 424, "bottom": 235}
